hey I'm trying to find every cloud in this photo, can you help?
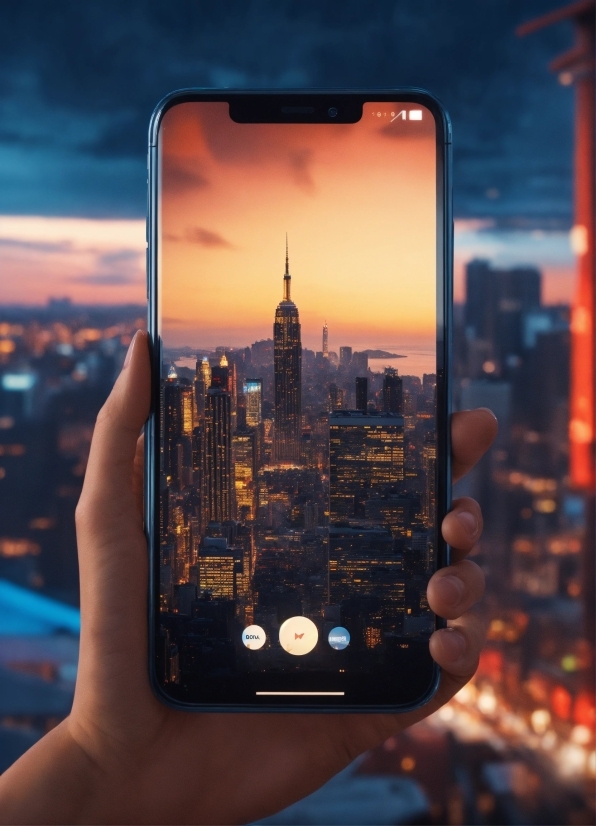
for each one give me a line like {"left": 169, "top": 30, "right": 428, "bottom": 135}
{"left": 0, "top": 237, "right": 73, "bottom": 253}
{"left": 185, "top": 227, "right": 235, "bottom": 248}
{"left": 288, "top": 148, "right": 315, "bottom": 193}
{"left": 70, "top": 273, "right": 138, "bottom": 286}
{"left": 161, "top": 157, "right": 210, "bottom": 193}
{"left": 98, "top": 248, "right": 143, "bottom": 266}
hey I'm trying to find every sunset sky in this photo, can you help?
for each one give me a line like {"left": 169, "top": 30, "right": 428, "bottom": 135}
{"left": 159, "top": 101, "right": 439, "bottom": 352}
{"left": 0, "top": 215, "right": 576, "bottom": 315}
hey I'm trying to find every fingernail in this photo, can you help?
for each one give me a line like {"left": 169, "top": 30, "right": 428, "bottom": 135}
{"left": 437, "top": 575, "right": 464, "bottom": 606}
{"left": 478, "top": 407, "right": 498, "bottom": 422}
{"left": 441, "top": 628, "right": 466, "bottom": 660}
{"left": 457, "top": 510, "right": 478, "bottom": 537}
{"left": 123, "top": 331, "right": 139, "bottom": 369}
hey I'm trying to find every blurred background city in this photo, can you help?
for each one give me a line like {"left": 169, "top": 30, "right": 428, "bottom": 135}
{"left": 0, "top": 2, "right": 593, "bottom": 824}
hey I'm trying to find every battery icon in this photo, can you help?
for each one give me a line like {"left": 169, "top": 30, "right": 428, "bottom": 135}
{"left": 409, "top": 110, "right": 423, "bottom": 120}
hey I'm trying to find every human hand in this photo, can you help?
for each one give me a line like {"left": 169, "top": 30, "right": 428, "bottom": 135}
{"left": 0, "top": 330, "right": 497, "bottom": 825}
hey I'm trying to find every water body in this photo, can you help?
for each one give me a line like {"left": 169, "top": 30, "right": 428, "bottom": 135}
{"left": 175, "top": 342, "right": 436, "bottom": 379}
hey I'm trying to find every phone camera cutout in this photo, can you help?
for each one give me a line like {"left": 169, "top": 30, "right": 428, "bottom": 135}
{"left": 328, "top": 107, "right": 338, "bottom": 118}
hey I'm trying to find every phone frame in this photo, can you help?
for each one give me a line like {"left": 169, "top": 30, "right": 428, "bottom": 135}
{"left": 146, "top": 89, "right": 453, "bottom": 712}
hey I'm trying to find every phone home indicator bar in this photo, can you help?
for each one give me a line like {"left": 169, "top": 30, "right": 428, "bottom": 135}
{"left": 256, "top": 691, "right": 345, "bottom": 696}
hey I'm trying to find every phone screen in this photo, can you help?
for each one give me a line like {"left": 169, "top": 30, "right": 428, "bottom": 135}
{"left": 150, "top": 95, "right": 450, "bottom": 709}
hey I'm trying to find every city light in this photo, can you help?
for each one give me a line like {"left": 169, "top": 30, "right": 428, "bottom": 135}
{"left": 530, "top": 708, "right": 551, "bottom": 735}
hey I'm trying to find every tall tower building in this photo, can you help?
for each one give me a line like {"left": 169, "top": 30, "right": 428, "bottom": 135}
{"left": 383, "top": 368, "right": 403, "bottom": 416}
{"left": 211, "top": 353, "right": 229, "bottom": 390}
{"left": 339, "top": 346, "right": 352, "bottom": 368}
{"left": 244, "top": 378, "right": 262, "bottom": 427}
{"left": 202, "top": 388, "right": 233, "bottom": 525}
{"left": 422, "top": 439, "right": 437, "bottom": 529}
{"left": 355, "top": 376, "right": 368, "bottom": 412}
{"left": 322, "top": 321, "right": 329, "bottom": 358}
{"left": 180, "top": 385, "right": 194, "bottom": 436}
{"left": 194, "top": 357, "right": 211, "bottom": 424}
{"left": 273, "top": 236, "right": 302, "bottom": 464}
{"left": 233, "top": 429, "right": 257, "bottom": 519}
{"left": 164, "top": 376, "right": 193, "bottom": 483}
{"left": 328, "top": 383, "right": 344, "bottom": 411}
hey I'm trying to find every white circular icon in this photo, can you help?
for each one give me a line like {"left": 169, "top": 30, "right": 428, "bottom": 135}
{"left": 242, "top": 625, "right": 266, "bottom": 650}
{"left": 279, "top": 616, "right": 318, "bottom": 656}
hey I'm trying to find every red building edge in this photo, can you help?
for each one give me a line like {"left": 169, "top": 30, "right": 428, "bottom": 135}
{"left": 518, "top": 0, "right": 595, "bottom": 671}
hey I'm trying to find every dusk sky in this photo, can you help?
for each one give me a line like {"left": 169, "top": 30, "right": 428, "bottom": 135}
{"left": 160, "top": 101, "right": 436, "bottom": 351}
{"left": 0, "top": 0, "right": 577, "bottom": 308}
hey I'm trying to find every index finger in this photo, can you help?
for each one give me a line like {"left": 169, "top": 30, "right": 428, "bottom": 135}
{"left": 451, "top": 408, "right": 498, "bottom": 483}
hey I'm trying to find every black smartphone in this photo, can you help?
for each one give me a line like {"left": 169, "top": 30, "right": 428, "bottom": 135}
{"left": 146, "top": 90, "right": 452, "bottom": 711}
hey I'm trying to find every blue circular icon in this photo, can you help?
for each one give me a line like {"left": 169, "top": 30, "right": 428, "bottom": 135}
{"left": 328, "top": 626, "right": 350, "bottom": 650}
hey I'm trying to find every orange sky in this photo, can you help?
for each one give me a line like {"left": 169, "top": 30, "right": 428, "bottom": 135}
{"left": 159, "top": 102, "right": 437, "bottom": 352}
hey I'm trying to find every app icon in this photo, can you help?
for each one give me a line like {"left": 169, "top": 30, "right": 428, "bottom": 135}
{"left": 241, "top": 625, "right": 266, "bottom": 650}
{"left": 279, "top": 616, "right": 318, "bottom": 655}
{"left": 328, "top": 626, "right": 350, "bottom": 650}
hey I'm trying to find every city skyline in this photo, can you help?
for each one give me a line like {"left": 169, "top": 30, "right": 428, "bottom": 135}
{"left": 163, "top": 234, "right": 438, "bottom": 378}
{"left": 158, "top": 225, "right": 438, "bottom": 685}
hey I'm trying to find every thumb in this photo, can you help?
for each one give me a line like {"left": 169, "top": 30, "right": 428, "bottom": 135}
{"left": 78, "top": 329, "right": 150, "bottom": 518}
{"left": 74, "top": 331, "right": 151, "bottom": 688}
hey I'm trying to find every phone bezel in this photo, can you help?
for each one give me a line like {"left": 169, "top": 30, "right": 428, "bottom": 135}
{"left": 146, "top": 89, "right": 453, "bottom": 713}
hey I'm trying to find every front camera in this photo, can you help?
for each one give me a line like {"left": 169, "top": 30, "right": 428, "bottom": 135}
{"left": 328, "top": 107, "right": 338, "bottom": 118}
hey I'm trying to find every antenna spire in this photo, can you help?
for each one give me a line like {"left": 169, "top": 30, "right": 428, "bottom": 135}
{"left": 283, "top": 233, "right": 291, "bottom": 300}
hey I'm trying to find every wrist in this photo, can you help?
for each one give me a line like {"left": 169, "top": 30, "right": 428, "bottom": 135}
{"left": 0, "top": 717, "right": 100, "bottom": 825}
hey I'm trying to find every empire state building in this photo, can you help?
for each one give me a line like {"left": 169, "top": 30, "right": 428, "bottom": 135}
{"left": 273, "top": 237, "right": 302, "bottom": 464}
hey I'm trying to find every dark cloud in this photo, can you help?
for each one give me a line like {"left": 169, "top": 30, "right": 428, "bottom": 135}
{"left": 0, "top": 0, "right": 575, "bottom": 222}
{"left": 185, "top": 227, "right": 235, "bottom": 248}
{"left": 161, "top": 157, "right": 210, "bottom": 193}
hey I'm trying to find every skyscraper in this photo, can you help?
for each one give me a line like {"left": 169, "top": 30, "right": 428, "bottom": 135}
{"left": 422, "top": 439, "right": 437, "bottom": 529}
{"left": 355, "top": 376, "right": 368, "bottom": 412}
{"left": 194, "top": 357, "right": 211, "bottom": 424}
{"left": 339, "top": 346, "right": 352, "bottom": 368}
{"left": 233, "top": 429, "right": 257, "bottom": 519}
{"left": 383, "top": 368, "right": 403, "bottom": 416}
{"left": 199, "top": 537, "right": 235, "bottom": 599}
{"left": 202, "top": 388, "right": 233, "bottom": 524}
{"left": 164, "top": 376, "right": 193, "bottom": 482}
{"left": 328, "top": 383, "right": 344, "bottom": 411}
{"left": 322, "top": 321, "right": 329, "bottom": 358}
{"left": 244, "top": 379, "right": 262, "bottom": 427}
{"left": 329, "top": 411, "right": 404, "bottom": 522}
{"left": 211, "top": 353, "right": 229, "bottom": 390}
{"left": 465, "top": 259, "right": 541, "bottom": 367}
{"left": 273, "top": 237, "right": 302, "bottom": 464}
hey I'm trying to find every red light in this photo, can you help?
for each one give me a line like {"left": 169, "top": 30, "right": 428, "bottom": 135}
{"left": 551, "top": 685, "right": 572, "bottom": 720}
{"left": 478, "top": 648, "right": 503, "bottom": 680}
{"left": 573, "top": 691, "right": 595, "bottom": 728}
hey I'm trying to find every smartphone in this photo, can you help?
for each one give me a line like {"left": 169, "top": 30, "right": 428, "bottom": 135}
{"left": 146, "top": 90, "right": 452, "bottom": 711}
